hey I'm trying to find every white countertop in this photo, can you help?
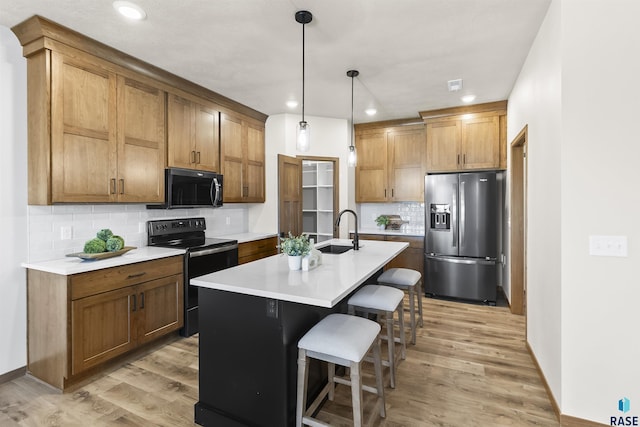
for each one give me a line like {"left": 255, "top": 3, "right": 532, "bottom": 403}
{"left": 191, "top": 238, "right": 408, "bottom": 308}
{"left": 215, "top": 232, "right": 278, "bottom": 244}
{"left": 21, "top": 246, "right": 186, "bottom": 276}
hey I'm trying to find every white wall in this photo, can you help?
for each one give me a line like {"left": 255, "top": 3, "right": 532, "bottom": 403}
{"left": 509, "top": 0, "right": 640, "bottom": 423}
{"left": 249, "top": 113, "right": 353, "bottom": 237}
{"left": 560, "top": 0, "right": 640, "bottom": 422}
{"left": 507, "top": 0, "right": 563, "bottom": 405}
{"left": 0, "top": 25, "right": 28, "bottom": 376}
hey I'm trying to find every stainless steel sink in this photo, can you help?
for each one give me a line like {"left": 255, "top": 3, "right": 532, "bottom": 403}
{"left": 317, "top": 244, "right": 353, "bottom": 254}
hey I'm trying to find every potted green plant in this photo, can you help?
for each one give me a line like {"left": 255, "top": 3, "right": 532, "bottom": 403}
{"left": 375, "top": 215, "right": 390, "bottom": 230}
{"left": 280, "top": 232, "right": 311, "bottom": 270}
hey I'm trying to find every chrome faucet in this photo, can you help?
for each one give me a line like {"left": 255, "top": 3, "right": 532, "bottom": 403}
{"left": 335, "top": 209, "right": 359, "bottom": 250}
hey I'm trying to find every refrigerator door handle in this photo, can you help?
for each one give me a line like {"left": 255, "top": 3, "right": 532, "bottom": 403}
{"left": 452, "top": 182, "right": 457, "bottom": 248}
{"left": 425, "top": 254, "right": 496, "bottom": 265}
{"left": 460, "top": 180, "right": 465, "bottom": 247}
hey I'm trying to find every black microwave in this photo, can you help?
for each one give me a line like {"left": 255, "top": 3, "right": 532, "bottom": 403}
{"left": 148, "top": 168, "right": 223, "bottom": 209}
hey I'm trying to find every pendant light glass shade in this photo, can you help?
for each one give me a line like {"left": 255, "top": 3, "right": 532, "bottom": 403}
{"left": 297, "top": 120, "right": 310, "bottom": 152}
{"left": 295, "top": 11, "right": 312, "bottom": 152}
{"left": 346, "top": 69, "right": 359, "bottom": 167}
{"left": 347, "top": 145, "right": 357, "bottom": 167}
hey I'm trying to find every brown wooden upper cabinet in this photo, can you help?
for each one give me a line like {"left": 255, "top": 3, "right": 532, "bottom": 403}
{"left": 13, "top": 16, "right": 267, "bottom": 205}
{"left": 421, "top": 101, "right": 507, "bottom": 173}
{"left": 220, "top": 112, "right": 266, "bottom": 203}
{"left": 354, "top": 122, "right": 426, "bottom": 203}
{"left": 167, "top": 93, "right": 220, "bottom": 172}
{"left": 50, "top": 52, "right": 166, "bottom": 203}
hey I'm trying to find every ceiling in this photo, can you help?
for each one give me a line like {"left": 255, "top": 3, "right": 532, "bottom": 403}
{"left": 0, "top": 0, "right": 551, "bottom": 124}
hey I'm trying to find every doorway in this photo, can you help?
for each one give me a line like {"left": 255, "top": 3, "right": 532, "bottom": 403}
{"left": 510, "top": 125, "right": 528, "bottom": 316}
{"left": 301, "top": 157, "right": 339, "bottom": 243}
{"left": 278, "top": 155, "right": 339, "bottom": 241}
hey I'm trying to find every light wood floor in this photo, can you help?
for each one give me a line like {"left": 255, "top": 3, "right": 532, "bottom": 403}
{"left": 0, "top": 297, "right": 559, "bottom": 426}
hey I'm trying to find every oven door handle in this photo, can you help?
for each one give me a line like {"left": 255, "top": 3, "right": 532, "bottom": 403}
{"left": 189, "top": 244, "right": 238, "bottom": 258}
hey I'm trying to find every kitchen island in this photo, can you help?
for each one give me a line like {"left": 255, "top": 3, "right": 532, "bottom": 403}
{"left": 191, "top": 238, "right": 408, "bottom": 427}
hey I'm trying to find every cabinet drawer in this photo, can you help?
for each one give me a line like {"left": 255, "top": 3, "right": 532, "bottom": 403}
{"left": 238, "top": 237, "right": 278, "bottom": 259}
{"left": 70, "top": 256, "right": 183, "bottom": 300}
{"left": 357, "top": 234, "right": 385, "bottom": 241}
{"left": 385, "top": 235, "right": 424, "bottom": 249}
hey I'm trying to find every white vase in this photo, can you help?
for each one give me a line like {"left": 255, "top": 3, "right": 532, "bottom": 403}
{"left": 288, "top": 255, "right": 302, "bottom": 270}
{"left": 378, "top": 224, "right": 386, "bottom": 230}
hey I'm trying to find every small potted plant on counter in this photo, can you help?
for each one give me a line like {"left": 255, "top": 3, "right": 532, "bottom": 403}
{"left": 280, "top": 232, "right": 311, "bottom": 270}
{"left": 375, "top": 215, "right": 390, "bottom": 230}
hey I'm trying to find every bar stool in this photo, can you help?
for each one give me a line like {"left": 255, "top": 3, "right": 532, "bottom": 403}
{"left": 377, "top": 268, "right": 423, "bottom": 344}
{"left": 296, "top": 314, "right": 385, "bottom": 427}
{"left": 347, "top": 285, "right": 406, "bottom": 388}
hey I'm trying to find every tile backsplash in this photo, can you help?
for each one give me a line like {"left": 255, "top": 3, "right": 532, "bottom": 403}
{"left": 358, "top": 202, "right": 425, "bottom": 234}
{"left": 27, "top": 204, "right": 248, "bottom": 262}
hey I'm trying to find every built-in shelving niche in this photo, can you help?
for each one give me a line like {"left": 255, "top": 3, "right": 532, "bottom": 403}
{"left": 302, "top": 160, "right": 337, "bottom": 243}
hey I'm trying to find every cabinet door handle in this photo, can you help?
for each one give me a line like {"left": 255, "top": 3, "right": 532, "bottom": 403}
{"left": 132, "top": 294, "right": 137, "bottom": 312}
{"left": 196, "top": 151, "right": 201, "bottom": 164}
{"left": 119, "top": 179, "right": 125, "bottom": 195}
{"left": 392, "top": 189, "right": 394, "bottom": 198}
{"left": 240, "top": 164, "right": 244, "bottom": 196}
{"left": 463, "top": 154, "right": 466, "bottom": 164}
{"left": 457, "top": 154, "right": 460, "bottom": 165}
{"left": 191, "top": 150, "right": 196, "bottom": 163}
{"left": 110, "top": 178, "right": 117, "bottom": 194}
{"left": 140, "top": 292, "right": 145, "bottom": 309}
{"left": 243, "top": 186, "right": 249, "bottom": 197}
{"left": 384, "top": 189, "right": 387, "bottom": 198}
{"left": 127, "top": 272, "right": 146, "bottom": 279}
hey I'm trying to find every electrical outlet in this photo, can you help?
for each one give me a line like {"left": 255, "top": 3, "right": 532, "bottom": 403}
{"left": 226, "top": 216, "right": 231, "bottom": 225}
{"left": 266, "top": 299, "right": 278, "bottom": 318}
{"left": 589, "top": 235, "right": 628, "bottom": 257}
{"left": 60, "top": 226, "right": 72, "bottom": 240}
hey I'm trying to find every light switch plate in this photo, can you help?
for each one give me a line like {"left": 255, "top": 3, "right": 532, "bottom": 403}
{"left": 589, "top": 235, "right": 628, "bottom": 257}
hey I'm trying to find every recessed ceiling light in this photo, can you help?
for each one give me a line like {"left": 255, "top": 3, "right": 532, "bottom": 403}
{"left": 286, "top": 100, "right": 298, "bottom": 109}
{"left": 113, "top": 1, "right": 147, "bottom": 20}
{"left": 461, "top": 94, "right": 476, "bottom": 103}
{"left": 365, "top": 108, "right": 377, "bottom": 116}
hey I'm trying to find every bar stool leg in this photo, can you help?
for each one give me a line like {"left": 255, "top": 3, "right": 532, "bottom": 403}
{"left": 408, "top": 286, "right": 416, "bottom": 344}
{"left": 372, "top": 337, "right": 386, "bottom": 419}
{"left": 350, "top": 361, "right": 364, "bottom": 427}
{"left": 397, "top": 300, "right": 407, "bottom": 360}
{"left": 296, "top": 349, "right": 309, "bottom": 427}
{"left": 385, "top": 311, "right": 396, "bottom": 388}
{"left": 328, "top": 362, "right": 335, "bottom": 401}
{"left": 417, "top": 280, "right": 424, "bottom": 328}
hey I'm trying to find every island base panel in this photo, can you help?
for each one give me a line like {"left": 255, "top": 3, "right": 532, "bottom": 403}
{"left": 196, "top": 288, "right": 345, "bottom": 427}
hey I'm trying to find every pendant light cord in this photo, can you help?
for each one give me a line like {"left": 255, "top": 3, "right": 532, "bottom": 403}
{"left": 350, "top": 74, "right": 354, "bottom": 148}
{"left": 302, "top": 21, "right": 305, "bottom": 122}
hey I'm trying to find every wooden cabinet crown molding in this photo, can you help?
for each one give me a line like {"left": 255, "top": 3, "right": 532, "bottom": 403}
{"left": 419, "top": 100, "right": 507, "bottom": 122}
{"left": 354, "top": 117, "right": 424, "bottom": 132}
{"left": 11, "top": 15, "right": 267, "bottom": 123}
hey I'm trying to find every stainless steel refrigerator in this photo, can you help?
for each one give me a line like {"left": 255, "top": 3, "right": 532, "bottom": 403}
{"left": 424, "top": 171, "right": 499, "bottom": 304}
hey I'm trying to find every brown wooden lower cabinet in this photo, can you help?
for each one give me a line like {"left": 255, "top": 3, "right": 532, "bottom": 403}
{"left": 238, "top": 236, "right": 278, "bottom": 264}
{"left": 28, "top": 256, "right": 183, "bottom": 390}
{"left": 356, "top": 234, "right": 424, "bottom": 278}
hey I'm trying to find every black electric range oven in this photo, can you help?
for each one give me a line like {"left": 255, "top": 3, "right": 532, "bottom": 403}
{"left": 147, "top": 217, "right": 238, "bottom": 337}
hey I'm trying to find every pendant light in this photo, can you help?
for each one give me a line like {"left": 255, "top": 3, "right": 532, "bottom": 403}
{"left": 295, "top": 10, "right": 312, "bottom": 152}
{"left": 346, "top": 70, "right": 359, "bottom": 167}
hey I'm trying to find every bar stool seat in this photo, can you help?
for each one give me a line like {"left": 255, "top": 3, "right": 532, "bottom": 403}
{"left": 348, "top": 285, "right": 406, "bottom": 388}
{"left": 377, "top": 268, "right": 423, "bottom": 344}
{"left": 296, "top": 314, "right": 386, "bottom": 427}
